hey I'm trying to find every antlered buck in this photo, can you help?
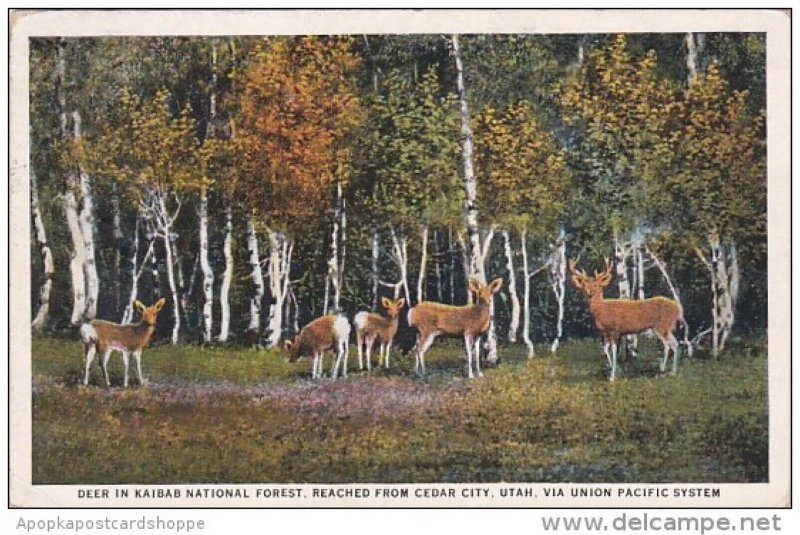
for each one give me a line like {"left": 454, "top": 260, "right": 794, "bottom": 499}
{"left": 408, "top": 278, "right": 503, "bottom": 378}
{"left": 284, "top": 315, "right": 351, "bottom": 380}
{"left": 354, "top": 297, "right": 405, "bottom": 371}
{"left": 569, "top": 258, "right": 681, "bottom": 381}
{"left": 80, "top": 298, "right": 166, "bottom": 387}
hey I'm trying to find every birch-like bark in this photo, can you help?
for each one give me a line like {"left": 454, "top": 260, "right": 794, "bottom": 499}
{"left": 714, "top": 238, "right": 738, "bottom": 353}
{"left": 685, "top": 32, "right": 705, "bottom": 84}
{"left": 122, "top": 217, "right": 155, "bottom": 324}
{"left": 57, "top": 39, "right": 86, "bottom": 326}
{"left": 549, "top": 234, "right": 567, "bottom": 353}
{"left": 635, "top": 243, "right": 645, "bottom": 300}
{"left": 150, "top": 234, "right": 160, "bottom": 301}
{"left": 199, "top": 186, "right": 214, "bottom": 343}
{"left": 156, "top": 194, "right": 181, "bottom": 345}
{"left": 502, "top": 229, "right": 520, "bottom": 342}
{"left": 72, "top": 111, "right": 99, "bottom": 321}
{"left": 417, "top": 224, "right": 429, "bottom": 304}
{"left": 218, "top": 201, "right": 234, "bottom": 342}
{"left": 326, "top": 180, "right": 343, "bottom": 313}
{"left": 389, "top": 227, "right": 411, "bottom": 305}
{"left": 265, "top": 230, "right": 292, "bottom": 348}
{"left": 434, "top": 230, "right": 443, "bottom": 302}
{"left": 31, "top": 169, "right": 54, "bottom": 331}
{"left": 520, "top": 230, "right": 535, "bottom": 358}
{"left": 614, "top": 236, "right": 631, "bottom": 299}
{"left": 646, "top": 245, "right": 692, "bottom": 356}
{"left": 246, "top": 218, "right": 264, "bottom": 343}
{"left": 111, "top": 182, "right": 124, "bottom": 315}
{"left": 371, "top": 228, "right": 380, "bottom": 310}
{"left": 449, "top": 226, "right": 456, "bottom": 304}
{"left": 338, "top": 197, "right": 347, "bottom": 309}
{"left": 452, "top": 34, "right": 498, "bottom": 363}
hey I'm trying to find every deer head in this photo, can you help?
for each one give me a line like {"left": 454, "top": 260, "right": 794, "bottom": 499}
{"left": 381, "top": 297, "right": 405, "bottom": 319}
{"left": 283, "top": 338, "right": 301, "bottom": 361}
{"left": 568, "top": 258, "right": 612, "bottom": 298}
{"left": 467, "top": 277, "right": 504, "bottom": 304}
{"left": 134, "top": 298, "right": 166, "bottom": 325}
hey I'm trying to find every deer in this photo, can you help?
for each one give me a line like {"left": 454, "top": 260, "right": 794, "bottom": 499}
{"left": 354, "top": 297, "right": 405, "bottom": 371}
{"left": 407, "top": 277, "right": 503, "bottom": 378}
{"left": 284, "top": 315, "right": 351, "bottom": 380}
{"left": 568, "top": 258, "right": 681, "bottom": 381}
{"left": 80, "top": 298, "right": 166, "bottom": 387}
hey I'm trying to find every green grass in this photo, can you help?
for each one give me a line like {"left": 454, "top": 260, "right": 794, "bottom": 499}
{"left": 31, "top": 335, "right": 768, "bottom": 484}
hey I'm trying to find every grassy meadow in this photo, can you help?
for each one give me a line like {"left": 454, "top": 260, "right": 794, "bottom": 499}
{"left": 31, "top": 335, "right": 768, "bottom": 484}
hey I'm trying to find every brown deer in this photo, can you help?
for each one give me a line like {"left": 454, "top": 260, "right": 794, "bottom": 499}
{"left": 407, "top": 277, "right": 503, "bottom": 378}
{"left": 80, "top": 298, "right": 166, "bottom": 387}
{"left": 284, "top": 315, "right": 351, "bottom": 380}
{"left": 568, "top": 258, "right": 681, "bottom": 381}
{"left": 354, "top": 297, "right": 405, "bottom": 371}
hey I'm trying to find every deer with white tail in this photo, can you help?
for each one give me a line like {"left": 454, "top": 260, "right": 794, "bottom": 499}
{"left": 284, "top": 315, "right": 351, "bottom": 380}
{"left": 408, "top": 277, "right": 502, "bottom": 378}
{"left": 569, "top": 258, "right": 681, "bottom": 381}
{"left": 80, "top": 298, "right": 166, "bottom": 387}
{"left": 354, "top": 298, "right": 405, "bottom": 371}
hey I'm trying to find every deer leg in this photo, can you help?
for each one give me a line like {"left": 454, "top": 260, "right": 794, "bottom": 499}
{"left": 602, "top": 339, "right": 612, "bottom": 368}
{"left": 121, "top": 350, "right": 130, "bottom": 388}
{"left": 474, "top": 337, "right": 483, "bottom": 377}
{"left": 356, "top": 331, "right": 364, "bottom": 370}
{"left": 464, "top": 334, "right": 475, "bottom": 379}
{"left": 83, "top": 345, "right": 96, "bottom": 386}
{"left": 100, "top": 348, "right": 112, "bottom": 387}
{"left": 417, "top": 332, "right": 436, "bottom": 376}
{"left": 134, "top": 350, "right": 145, "bottom": 386}
{"left": 341, "top": 339, "right": 349, "bottom": 379}
{"left": 312, "top": 352, "right": 319, "bottom": 379}
{"left": 609, "top": 341, "right": 618, "bottom": 382}
{"left": 668, "top": 332, "right": 680, "bottom": 375}
{"left": 385, "top": 341, "right": 392, "bottom": 369}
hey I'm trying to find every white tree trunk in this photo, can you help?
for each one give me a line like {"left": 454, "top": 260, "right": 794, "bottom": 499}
{"left": 685, "top": 32, "right": 705, "bottom": 84}
{"left": 434, "top": 230, "right": 443, "bottom": 302}
{"left": 247, "top": 218, "right": 264, "bottom": 343}
{"left": 199, "top": 187, "right": 214, "bottom": 343}
{"left": 326, "top": 181, "right": 343, "bottom": 313}
{"left": 218, "top": 201, "right": 234, "bottom": 342}
{"left": 417, "top": 224, "right": 429, "bottom": 304}
{"left": 122, "top": 217, "right": 155, "bottom": 324}
{"left": 646, "top": 245, "right": 692, "bottom": 356}
{"left": 390, "top": 227, "right": 411, "bottom": 305}
{"left": 71, "top": 111, "right": 99, "bottom": 321}
{"left": 265, "top": 230, "right": 292, "bottom": 348}
{"left": 111, "top": 182, "right": 123, "bottom": 314}
{"left": 31, "top": 169, "right": 54, "bottom": 331}
{"left": 713, "top": 237, "right": 738, "bottom": 353}
{"left": 520, "top": 230, "right": 535, "bottom": 358}
{"left": 614, "top": 236, "right": 631, "bottom": 299}
{"left": 452, "top": 34, "right": 498, "bottom": 364}
{"left": 448, "top": 226, "right": 456, "bottom": 304}
{"left": 371, "top": 228, "right": 380, "bottom": 310}
{"left": 502, "top": 229, "right": 520, "bottom": 342}
{"left": 549, "top": 234, "right": 567, "bottom": 353}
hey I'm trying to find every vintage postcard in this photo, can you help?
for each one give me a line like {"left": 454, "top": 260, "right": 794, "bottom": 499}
{"left": 8, "top": 9, "right": 790, "bottom": 508}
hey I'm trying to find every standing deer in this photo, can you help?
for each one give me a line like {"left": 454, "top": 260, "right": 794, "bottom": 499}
{"left": 408, "top": 278, "right": 503, "bottom": 378}
{"left": 284, "top": 315, "right": 351, "bottom": 380}
{"left": 80, "top": 298, "right": 166, "bottom": 387}
{"left": 354, "top": 297, "right": 405, "bottom": 371}
{"left": 569, "top": 258, "right": 681, "bottom": 381}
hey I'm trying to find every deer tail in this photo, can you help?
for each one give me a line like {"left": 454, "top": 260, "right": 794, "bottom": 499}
{"left": 354, "top": 311, "right": 368, "bottom": 331}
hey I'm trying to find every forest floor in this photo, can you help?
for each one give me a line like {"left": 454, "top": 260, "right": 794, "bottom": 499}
{"left": 30, "top": 335, "right": 767, "bottom": 484}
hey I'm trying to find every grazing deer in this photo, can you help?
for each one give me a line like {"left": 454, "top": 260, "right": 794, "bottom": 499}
{"left": 569, "top": 258, "right": 681, "bottom": 381}
{"left": 80, "top": 298, "right": 166, "bottom": 387}
{"left": 354, "top": 298, "right": 405, "bottom": 371}
{"left": 284, "top": 315, "right": 351, "bottom": 380}
{"left": 408, "top": 278, "right": 503, "bottom": 378}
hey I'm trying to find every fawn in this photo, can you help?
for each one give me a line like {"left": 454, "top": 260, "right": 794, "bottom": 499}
{"left": 407, "top": 278, "right": 502, "bottom": 378}
{"left": 354, "top": 297, "right": 405, "bottom": 371}
{"left": 80, "top": 298, "right": 166, "bottom": 387}
{"left": 569, "top": 258, "right": 681, "bottom": 381}
{"left": 284, "top": 315, "right": 351, "bottom": 380}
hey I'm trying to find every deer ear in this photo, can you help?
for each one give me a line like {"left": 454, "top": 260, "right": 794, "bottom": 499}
{"left": 381, "top": 297, "right": 391, "bottom": 309}
{"left": 467, "top": 278, "right": 481, "bottom": 294}
{"left": 488, "top": 278, "right": 503, "bottom": 294}
{"left": 396, "top": 298, "right": 405, "bottom": 308}
{"left": 134, "top": 300, "right": 146, "bottom": 312}
{"left": 153, "top": 298, "right": 166, "bottom": 311}
{"left": 570, "top": 274, "right": 584, "bottom": 289}
{"left": 284, "top": 340, "right": 293, "bottom": 352}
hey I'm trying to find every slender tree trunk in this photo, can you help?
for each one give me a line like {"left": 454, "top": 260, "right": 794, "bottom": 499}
{"left": 71, "top": 111, "right": 99, "bottom": 321}
{"left": 448, "top": 226, "right": 456, "bottom": 304}
{"left": 326, "top": 180, "right": 343, "bottom": 313}
{"left": 199, "top": 186, "right": 214, "bottom": 343}
{"left": 150, "top": 234, "right": 160, "bottom": 301}
{"left": 502, "top": 229, "right": 520, "bottom": 342}
{"left": 417, "top": 224, "right": 429, "bottom": 304}
{"left": 549, "top": 233, "right": 567, "bottom": 353}
{"left": 685, "top": 32, "right": 705, "bottom": 84}
{"left": 218, "top": 201, "right": 234, "bottom": 342}
{"left": 156, "top": 195, "right": 181, "bottom": 345}
{"left": 390, "top": 227, "right": 411, "bottom": 305}
{"left": 434, "top": 230, "right": 443, "bottom": 302}
{"left": 371, "top": 227, "right": 380, "bottom": 310}
{"left": 110, "top": 182, "right": 123, "bottom": 315}
{"left": 247, "top": 218, "right": 264, "bottom": 344}
{"left": 122, "top": 217, "right": 155, "bottom": 324}
{"left": 520, "top": 230, "right": 535, "bottom": 358}
{"left": 338, "top": 197, "right": 347, "bottom": 309}
{"left": 646, "top": 245, "right": 692, "bottom": 356}
{"left": 265, "top": 230, "right": 291, "bottom": 348}
{"left": 712, "top": 237, "right": 738, "bottom": 353}
{"left": 452, "top": 33, "right": 498, "bottom": 365}
{"left": 31, "top": 168, "right": 54, "bottom": 331}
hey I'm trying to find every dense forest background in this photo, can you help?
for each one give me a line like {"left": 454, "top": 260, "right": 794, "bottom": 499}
{"left": 29, "top": 33, "right": 766, "bottom": 358}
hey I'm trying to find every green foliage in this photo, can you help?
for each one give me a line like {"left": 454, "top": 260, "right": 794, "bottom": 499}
{"left": 33, "top": 336, "right": 766, "bottom": 483}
